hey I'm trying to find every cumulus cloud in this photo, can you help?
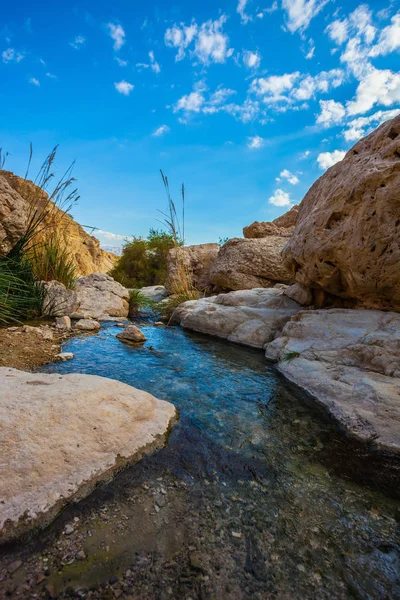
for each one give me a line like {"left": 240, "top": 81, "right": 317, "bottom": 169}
{"left": 174, "top": 91, "right": 205, "bottom": 113}
{"left": 243, "top": 50, "right": 261, "bottom": 69}
{"left": 2, "top": 48, "right": 25, "bottom": 63}
{"left": 69, "top": 36, "right": 86, "bottom": 50}
{"left": 316, "top": 99, "right": 346, "bottom": 126}
{"left": 237, "top": 0, "right": 252, "bottom": 24}
{"left": 317, "top": 150, "right": 346, "bottom": 170}
{"left": 152, "top": 125, "right": 171, "bottom": 137}
{"left": 29, "top": 77, "right": 40, "bottom": 86}
{"left": 282, "top": 0, "right": 330, "bottom": 34}
{"left": 97, "top": 230, "right": 127, "bottom": 241}
{"left": 346, "top": 67, "right": 400, "bottom": 116}
{"left": 165, "top": 16, "right": 233, "bottom": 65}
{"left": 247, "top": 135, "right": 264, "bottom": 149}
{"left": 136, "top": 51, "right": 161, "bottom": 74}
{"left": 268, "top": 189, "right": 293, "bottom": 207}
{"left": 115, "top": 57, "right": 128, "bottom": 67}
{"left": 278, "top": 169, "right": 299, "bottom": 185}
{"left": 325, "top": 19, "right": 349, "bottom": 45}
{"left": 107, "top": 23, "right": 126, "bottom": 51}
{"left": 343, "top": 108, "right": 400, "bottom": 142}
{"left": 114, "top": 80, "right": 134, "bottom": 95}
{"left": 369, "top": 14, "right": 400, "bottom": 57}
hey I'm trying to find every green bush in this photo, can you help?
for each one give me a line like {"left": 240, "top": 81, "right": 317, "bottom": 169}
{"left": 128, "top": 289, "right": 155, "bottom": 316}
{"left": 0, "top": 256, "right": 45, "bottom": 324}
{"left": 30, "top": 235, "right": 77, "bottom": 289}
{"left": 110, "top": 229, "right": 175, "bottom": 288}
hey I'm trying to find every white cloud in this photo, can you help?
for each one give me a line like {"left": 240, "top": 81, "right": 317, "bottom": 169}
{"left": 69, "top": 35, "right": 86, "bottom": 50}
{"left": 165, "top": 22, "right": 198, "bottom": 61}
{"left": 237, "top": 0, "right": 252, "bottom": 24}
{"left": 369, "top": 14, "right": 400, "bottom": 57}
{"left": 174, "top": 91, "right": 204, "bottom": 113}
{"left": 343, "top": 108, "right": 400, "bottom": 142}
{"left": 346, "top": 67, "right": 400, "bottom": 116}
{"left": 29, "top": 77, "right": 40, "bottom": 86}
{"left": 251, "top": 68, "right": 344, "bottom": 106}
{"left": 257, "top": 2, "right": 278, "bottom": 18}
{"left": 107, "top": 23, "right": 125, "bottom": 51}
{"left": 46, "top": 72, "right": 57, "bottom": 79}
{"left": 300, "top": 150, "right": 311, "bottom": 159}
{"left": 279, "top": 169, "right": 299, "bottom": 185}
{"left": 316, "top": 99, "right": 346, "bottom": 126}
{"left": 305, "top": 41, "right": 315, "bottom": 59}
{"left": 115, "top": 57, "right": 128, "bottom": 67}
{"left": 317, "top": 150, "right": 346, "bottom": 170}
{"left": 149, "top": 50, "right": 161, "bottom": 73}
{"left": 269, "top": 189, "right": 293, "bottom": 207}
{"left": 325, "top": 19, "right": 349, "bottom": 45}
{"left": 165, "top": 16, "right": 233, "bottom": 65}
{"left": 114, "top": 80, "right": 134, "bottom": 95}
{"left": 97, "top": 230, "right": 127, "bottom": 241}
{"left": 282, "top": 0, "right": 330, "bottom": 34}
{"left": 243, "top": 50, "right": 261, "bottom": 69}
{"left": 152, "top": 125, "right": 171, "bottom": 137}
{"left": 2, "top": 47, "right": 25, "bottom": 63}
{"left": 247, "top": 135, "right": 264, "bottom": 149}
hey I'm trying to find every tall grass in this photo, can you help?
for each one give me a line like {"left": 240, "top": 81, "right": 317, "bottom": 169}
{"left": 30, "top": 234, "right": 77, "bottom": 289}
{"left": 0, "top": 146, "right": 79, "bottom": 323}
{"left": 128, "top": 289, "right": 155, "bottom": 316}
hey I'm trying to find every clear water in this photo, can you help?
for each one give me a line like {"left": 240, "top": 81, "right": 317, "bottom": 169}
{"left": 2, "top": 322, "right": 399, "bottom": 600}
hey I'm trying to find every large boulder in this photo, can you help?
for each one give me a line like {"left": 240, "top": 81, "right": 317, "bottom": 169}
{"left": 243, "top": 205, "right": 299, "bottom": 239}
{"left": 75, "top": 273, "right": 129, "bottom": 319}
{"left": 265, "top": 309, "right": 400, "bottom": 453}
{"left": 174, "top": 288, "right": 301, "bottom": 348}
{"left": 42, "top": 281, "right": 78, "bottom": 317}
{"left": 138, "top": 285, "right": 168, "bottom": 302}
{"left": 282, "top": 116, "right": 400, "bottom": 311}
{"left": 210, "top": 237, "right": 293, "bottom": 291}
{"left": 0, "top": 176, "right": 28, "bottom": 255}
{"left": 0, "top": 368, "right": 176, "bottom": 543}
{"left": 165, "top": 243, "right": 219, "bottom": 294}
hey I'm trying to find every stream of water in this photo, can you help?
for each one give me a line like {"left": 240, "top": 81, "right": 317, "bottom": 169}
{"left": 1, "top": 321, "right": 399, "bottom": 599}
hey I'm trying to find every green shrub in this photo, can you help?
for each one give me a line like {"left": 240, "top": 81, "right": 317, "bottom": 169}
{"left": 159, "top": 290, "right": 200, "bottom": 323}
{"left": 110, "top": 229, "right": 175, "bottom": 288}
{"left": 0, "top": 257, "right": 45, "bottom": 324}
{"left": 128, "top": 289, "right": 155, "bottom": 316}
{"left": 282, "top": 351, "right": 301, "bottom": 362}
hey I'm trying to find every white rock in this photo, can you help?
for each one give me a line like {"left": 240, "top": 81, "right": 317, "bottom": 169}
{"left": 265, "top": 309, "right": 400, "bottom": 453}
{"left": 0, "top": 368, "right": 177, "bottom": 543}
{"left": 74, "top": 319, "right": 101, "bottom": 332}
{"left": 138, "top": 286, "right": 168, "bottom": 302}
{"left": 174, "top": 288, "right": 301, "bottom": 349}
{"left": 57, "top": 352, "right": 74, "bottom": 361}
{"left": 75, "top": 273, "right": 129, "bottom": 319}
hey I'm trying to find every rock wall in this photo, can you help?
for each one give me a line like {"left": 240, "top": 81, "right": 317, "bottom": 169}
{"left": 282, "top": 115, "right": 400, "bottom": 311}
{"left": 165, "top": 243, "right": 219, "bottom": 293}
{"left": 243, "top": 205, "right": 299, "bottom": 239}
{"left": 0, "top": 170, "right": 116, "bottom": 276}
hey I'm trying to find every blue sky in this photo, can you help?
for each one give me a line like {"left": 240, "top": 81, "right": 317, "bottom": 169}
{"left": 1, "top": 0, "right": 399, "bottom": 247}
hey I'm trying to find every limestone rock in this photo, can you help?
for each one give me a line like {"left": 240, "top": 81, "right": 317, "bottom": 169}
{"left": 284, "top": 283, "right": 313, "bottom": 306}
{"left": 0, "top": 170, "right": 116, "bottom": 274}
{"left": 42, "top": 281, "right": 78, "bottom": 317}
{"left": 0, "top": 368, "right": 177, "bottom": 543}
{"left": 166, "top": 244, "right": 219, "bottom": 294}
{"left": 116, "top": 325, "right": 147, "bottom": 343}
{"left": 55, "top": 316, "right": 71, "bottom": 330}
{"left": 243, "top": 205, "right": 299, "bottom": 239}
{"left": 74, "top": 318, "right": 101, "bottom": 332}
{"left": 75, "top": 273, "right": 129, "bottom": 319}
{"left": 138, "top": 285, "right": 168, "bottom": 302}
{"left": 57, "top": 352, "right": 74, "bottom": 361}
{"left": 265, "top": 309, "right": 400, "bottom": 453}
{"left": 282, "top": 116, "right": 400, "bottom": 311}
{"left": 174, "top": 288, "right": 301, "bottom": 348}
{"left": 0, "top": 176, "right": 28, "bottom": 255}
{"left": 210, "top": 237, "right": 293, "bottom": 291}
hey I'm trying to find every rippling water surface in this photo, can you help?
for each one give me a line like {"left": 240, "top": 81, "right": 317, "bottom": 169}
{"left": 2, "top": 321, "right": 399, "bottom": 600}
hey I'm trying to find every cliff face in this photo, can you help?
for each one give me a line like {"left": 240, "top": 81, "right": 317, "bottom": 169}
{"left": 0, "top": 170, "right": 116, "bottom": 276}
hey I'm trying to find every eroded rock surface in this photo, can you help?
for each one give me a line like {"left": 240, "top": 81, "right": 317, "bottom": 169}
{"left": 75, "top": 273, "right": 129, "bottom": 319}
{"left": 166, "top": 244, "right": 219, "bottom": 294}
{"left": 117, "top": 325, "right": 147, "bottom": 343}
{"left": 0, "top": 176, "right": 28, "bottom": 255}
{"left": 265, "top": 309, "right": 400, "bottom": 453}
{"left": 174, "top": 288, "right": 301, "bottom": 348}
{"left": 0, "top": 368, "right": 176, "bottom": 543}
{"left": 282, "top": 115, "right": 400, "bottom": 310}
{"left": 210, "top": 237, "right": 293, "bottom": 291}
{"left": 243, "top": 205, "right": 299, "bottom": 239}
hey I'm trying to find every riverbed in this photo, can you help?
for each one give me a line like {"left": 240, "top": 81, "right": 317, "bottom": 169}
{"left": 1, "top": 321, "right": 399, "bottom": 599}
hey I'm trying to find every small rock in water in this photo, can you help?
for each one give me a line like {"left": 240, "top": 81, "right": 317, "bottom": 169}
{"left": 116, "top": 325, "right": 146, "bottom": 344}
{"left": 57, "top": 352, "right": 74, "bottom": 362}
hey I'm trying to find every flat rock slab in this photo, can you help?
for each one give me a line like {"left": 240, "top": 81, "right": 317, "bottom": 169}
{"left": 0, "top": 368, "right": 177, "bottom": 544}
{"left": 174, "top": 288, "right": 301, "bottom": 349}
{"left": 265, "top": 309, "right": 400, "bottom": 454}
